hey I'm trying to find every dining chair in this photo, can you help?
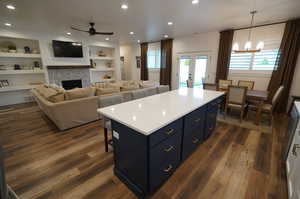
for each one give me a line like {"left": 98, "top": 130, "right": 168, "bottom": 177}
{"left": 225, "top": 85, "right": 248, "bottom": 122}
{"left": 218, "top": 79, "right": 233, "bottom": 90}
{"left": 238, "top": 80, "right": 255, "bottom": 90}
{"left": 203, "top": 83, "right": 217, "bottom": 91}
{"left": 247, "top": 86, "right": 284, "bottom": 126}
{"left": 98, "top": 94, "right": 123, "bottom": 152}
{"left": 186, "top": 79, "right": 193, "bottom": 88}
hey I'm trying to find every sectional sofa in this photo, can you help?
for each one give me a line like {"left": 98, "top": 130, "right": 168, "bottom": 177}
{"left": 31, "top": 80, "right": 169, "bottom": 130}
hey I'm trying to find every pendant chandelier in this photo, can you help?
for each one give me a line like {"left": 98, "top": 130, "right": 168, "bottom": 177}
{"left": 233, "top": 10, "right": 264, "bottom": 53}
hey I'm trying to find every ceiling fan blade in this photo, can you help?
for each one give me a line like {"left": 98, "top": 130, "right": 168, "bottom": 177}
{"left": 94, "top": 32, "right": 114, "bottom": 35}
{"left": 71, "top": 27, "right": 89, "bottom": 33}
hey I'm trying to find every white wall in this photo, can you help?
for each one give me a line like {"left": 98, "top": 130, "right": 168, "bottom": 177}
{"left": 228, "top": 23, "right": 285, "bottom": 90}
{"left": 172, "top": 32, "right": 220, "bottom": 89}
{"left": 120, "top": 44, "right": 141, "bottom": 81}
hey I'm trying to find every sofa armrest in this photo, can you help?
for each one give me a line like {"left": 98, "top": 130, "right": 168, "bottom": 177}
{"left": 49, "top": 96, "right": 99, "bottom": 130}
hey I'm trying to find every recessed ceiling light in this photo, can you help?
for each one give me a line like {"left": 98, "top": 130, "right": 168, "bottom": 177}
{"left": 137, "top": 40, "right": 140, "bottom": 43}
{"left": 121, "top": 4, "right": 128, "bottom": 10}
{"left": 168, "top": 22, "right": 173, "bottom": 26}
{"left": 129, "top": 32, "right": 134, "bottom": 35}
{"left": 164, "top": 34, "right": 169, "bottom": 38}
{"left": 105, "top": 38, "right": 110, "bottom": 41}
{"left": 6, "top": 5, "right": 15, "bottom": 10}
{"left": 192, "top": 0, "right": 199, "bottom": 4}
{"left": 4, "top": 23, "right": 12, "bottom": 27}
{"left": 66, "top": 32, "right": 71, "bottom": 35}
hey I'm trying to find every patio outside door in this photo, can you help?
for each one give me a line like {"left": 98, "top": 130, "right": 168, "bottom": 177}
{"left": 178, "top": 55, "right": 208, "bottom": 88}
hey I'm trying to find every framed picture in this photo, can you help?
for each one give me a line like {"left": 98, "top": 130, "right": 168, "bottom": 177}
{"left": 136, "top": 56, "right": 141, "bottom": 68}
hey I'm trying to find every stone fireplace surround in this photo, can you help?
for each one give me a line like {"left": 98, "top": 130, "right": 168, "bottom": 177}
{"left": 47, "top": 65, "right": 91, "bottom": 88}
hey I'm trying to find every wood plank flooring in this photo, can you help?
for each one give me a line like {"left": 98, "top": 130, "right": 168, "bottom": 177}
{"left": 0, "top": 103, "right": 288, "bottom": 199}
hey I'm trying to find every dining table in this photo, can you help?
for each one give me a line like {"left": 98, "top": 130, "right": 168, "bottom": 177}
{"left": 219, "top": 88, "right": 269, "bottom": 125}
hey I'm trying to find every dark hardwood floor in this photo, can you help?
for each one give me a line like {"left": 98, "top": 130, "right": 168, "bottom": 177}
{"left": 0, "top": 103, "right": 288, "bottom": 199}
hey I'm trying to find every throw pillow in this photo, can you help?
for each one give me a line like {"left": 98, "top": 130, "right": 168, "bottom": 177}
{"left": 65, "top": 87, "right": 95, "bottom": 100}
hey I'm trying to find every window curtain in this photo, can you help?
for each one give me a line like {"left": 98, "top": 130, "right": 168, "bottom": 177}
{"left": 215, "top": 30, "right": 234, "bottom": 83}
{"left": 267, "top": 19, "right": 300, "bottom": 113}
{"left": 140, "top": 43, "right": 149, "bottom": 80}
{"left": 160, "top": 39, "right": 173, "bottom": 88}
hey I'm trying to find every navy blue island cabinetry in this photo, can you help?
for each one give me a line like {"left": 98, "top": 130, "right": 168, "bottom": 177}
{"left": 98, "top": 88, "right": 225, "bottom": 198}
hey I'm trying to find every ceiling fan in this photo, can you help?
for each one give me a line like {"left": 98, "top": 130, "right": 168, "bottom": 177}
{"left": 71, "top": 22, "right": 113, "bottom": 36}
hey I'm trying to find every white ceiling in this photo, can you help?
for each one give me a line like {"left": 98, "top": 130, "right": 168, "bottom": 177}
{"left": 0, "top": 0, "right": 299, "bottom": 44}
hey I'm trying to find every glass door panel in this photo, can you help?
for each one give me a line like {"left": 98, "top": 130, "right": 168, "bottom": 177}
{"left": 193, "top": 56, "right": 208, "bottom": 88}
{"left": 179, "top": 57, "right": 191, "bottom": 88}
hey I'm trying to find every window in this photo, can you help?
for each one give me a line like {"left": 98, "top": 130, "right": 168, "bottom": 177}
{"left": 147, "top": 42, "right": 161, "bottom": 69}
{"left": 229, "top": 49, "right": 279, "bottom": 70}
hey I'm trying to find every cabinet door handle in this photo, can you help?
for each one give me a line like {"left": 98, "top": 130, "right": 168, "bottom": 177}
{"left": 164, "top": 164, "right": 173, "bottom": 173}
{"left": 195, "top": 118, "right": 201, "bottom": 123}
{"left": 192, "top": 137, "right": 199, "bottom": 144}
{"left": 165, "top": 128, "right": 174, "bottom": 135}
{"left": 164, "top": 145, "right": 174, "bottom": 152}
{"left": 292, "top": 144, "right": 300, "bottom": 157}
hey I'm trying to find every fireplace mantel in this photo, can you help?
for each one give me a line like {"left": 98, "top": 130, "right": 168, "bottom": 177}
{"left": 47, "top": 65, "right": 91, "bottom": 69}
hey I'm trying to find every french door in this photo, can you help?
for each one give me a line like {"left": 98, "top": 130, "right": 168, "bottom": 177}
{"left": 178, "top": 55, "right": 208, "bottom": 88}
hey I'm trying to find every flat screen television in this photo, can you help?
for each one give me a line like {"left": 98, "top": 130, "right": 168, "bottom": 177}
{"left": 52, "top": 40, "right": 83, "bottom": 58}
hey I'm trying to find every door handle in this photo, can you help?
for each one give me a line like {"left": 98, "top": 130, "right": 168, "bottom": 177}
{"left": 164, "top": 145, "right": 174, "bottom": 152}
{"left": 292, "top": 144, "right": 300, "bottom": 157}
{"left": 192, "top": 137, "right": 199, "bottom": 144}
{"left": 195, "top": 118, "right": 201, "bottom": 123}
{"left": 165, "top": 128, "right": 174, "bottom": 135}
{"left": 164, "top": 164, "right": 173, "bottom": 173}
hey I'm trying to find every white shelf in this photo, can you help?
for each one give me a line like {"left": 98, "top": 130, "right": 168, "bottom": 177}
{"left": 0, "top": 52, "right": 42, "bottom": 58}
{"left": 90, "top": 68, "right": 114, "bottom": 72}
{"left": 0, "top": 85, "right": 37, "bottom": 92}
{"left": 90, "top": 56, "right": 114, "bottom": 60}
{"left": 0, "top": 70, "right": 45, "bottom": 75}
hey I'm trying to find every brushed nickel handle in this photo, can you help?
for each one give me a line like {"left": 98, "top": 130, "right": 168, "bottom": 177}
{"left": 292, "top": 144, "right": 300, "bottom": 157}
{"left": 195, "top": 118, "right": 201, "bottom": 123}
{"left": 164, "top": 164, "right": 173, "bottom": 172}
{"left": 164, "top": 145, "right": 174, "bottom": 152}
{"left": 165, "top": 128, "right": 174, "bottom": 135}
{"left": 192, "top": 137, "right": 199, "bottom": 144}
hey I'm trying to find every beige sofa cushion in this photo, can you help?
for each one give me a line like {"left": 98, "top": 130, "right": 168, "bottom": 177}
{"left": 96, "top": 87, "right": 120, "bottom": 96}
{"left": 65, "top": 88, "right": 95, "bottom": 100}
{"left": 121, "top": 81, "right": 140, "bottom": 91}
{"left": 139, "top": 81, "right": 158, "bottom": 88}
{"left": 36, "top": 86, "right": 65, "bottom": 103}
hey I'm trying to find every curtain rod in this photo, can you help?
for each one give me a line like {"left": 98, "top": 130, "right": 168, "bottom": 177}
{"left": 234, "top": 21, "right": 286, "bottom": 31}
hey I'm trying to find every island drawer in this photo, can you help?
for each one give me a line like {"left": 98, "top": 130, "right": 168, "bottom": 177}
{"left": 182, "top": 129, "right": 202, "bottom": 160}
{"left": 184, "top": 106, "right": 205, "bottom": 136}
{"left": 149, "top": 118, "right": 183, "bottom": 147}
{"left": 149, "top": 154, "right": 180, "bottom": 192}
{"left": 150, "top": 131, "right": 182, "bottom": 170}
{"left": 204, "top": 105, "right": 218, "bottom": 139}
{"left": 207, "top": 96, "right": 224, "bottom": 110}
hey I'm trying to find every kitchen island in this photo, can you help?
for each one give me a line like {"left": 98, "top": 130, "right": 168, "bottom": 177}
{"left": 98, "top": 88, "right": 225, "bottom": 198}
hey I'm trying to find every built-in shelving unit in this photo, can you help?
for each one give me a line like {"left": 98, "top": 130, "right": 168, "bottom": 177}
{"left": 0, "top": 36, "right": 45, "bottom": 106}
{"left": 88, "top": 45, "right": 116, "bottom": 83}
{"left": 0, "top": 52, "right": 42, "bottom": 58}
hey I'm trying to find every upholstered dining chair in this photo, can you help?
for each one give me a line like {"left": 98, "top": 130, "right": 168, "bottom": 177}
{"left": 238, "top": 80, "right": 255, "bottom": 90}
{"left": 98, "top": 94, "right": 123, "bottom": 152}
{"left": 225, "top": 85, "right": 248, "bottom": 122}
{"left": 218, "top": 79, "right": 233, "bottom": 90}
{"left": 132, "top": 89, "right": 146, "bottom": 99}
{"left": 247, "top": 86, "right": 284, "bottom": 126}
{"left": 203, "top": 83, "right": 217, "bottom": 91}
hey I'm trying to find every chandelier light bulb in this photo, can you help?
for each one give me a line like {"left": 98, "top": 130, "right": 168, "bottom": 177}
{"left": 244, "top": 41, "right": 252, "bottom": 50}
{"left": 256, "top": 41, "right": 264, "bottom": 50}
{"left": 232, "top": 43, "right": 239, "bottom": 51}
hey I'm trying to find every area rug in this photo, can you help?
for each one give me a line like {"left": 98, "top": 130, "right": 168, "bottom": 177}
{"left": 217, "top": 110, "right": 272, "bottom": 133}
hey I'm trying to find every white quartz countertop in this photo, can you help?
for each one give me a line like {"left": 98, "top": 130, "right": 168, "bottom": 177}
{"left": 97, "top": 88, "right": 225, "bottom": 135}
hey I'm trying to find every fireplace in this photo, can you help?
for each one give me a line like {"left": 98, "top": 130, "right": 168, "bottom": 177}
{"left": 62, "top": 79, "right": 82, "bottom": 90}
